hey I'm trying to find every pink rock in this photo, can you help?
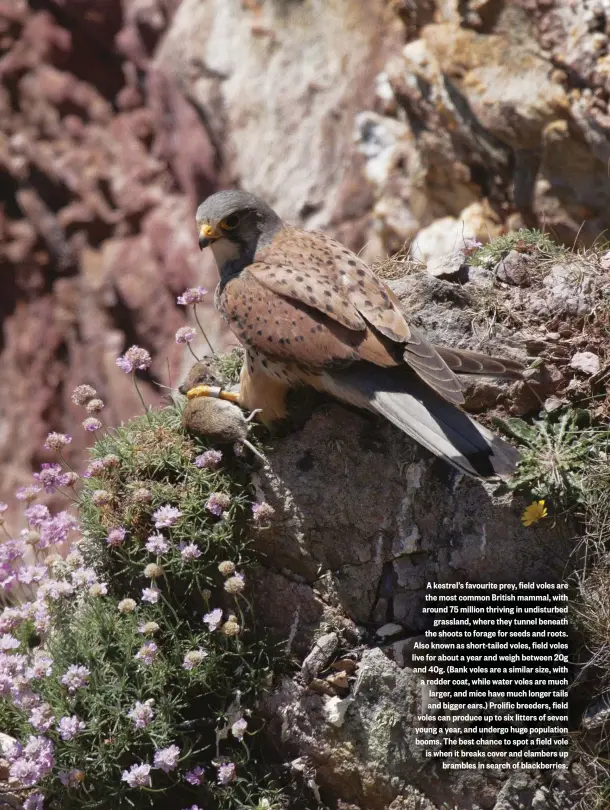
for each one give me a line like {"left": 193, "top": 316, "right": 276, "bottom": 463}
{"left": 147, "top": 67, "right": 217, "bottom": 208}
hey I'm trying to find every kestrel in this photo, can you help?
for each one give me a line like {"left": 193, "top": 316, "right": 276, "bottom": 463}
{"left": 195, "top": 190, "right": 523, "bottom": 478}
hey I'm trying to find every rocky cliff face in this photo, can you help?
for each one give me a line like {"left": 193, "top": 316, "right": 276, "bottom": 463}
{"left": 0, "top": 0, "right": 400, "bottom": 506}
{"left": 2, "top": 0, "right": 610, "bottom": 504}
{"left": 357, "top": 0, "right": 610, "bottom": 260}
{"left": 244, "top": 242, "right": 607, "bottom": 809}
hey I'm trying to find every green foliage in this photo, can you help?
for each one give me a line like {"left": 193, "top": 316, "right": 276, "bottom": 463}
{"left": 1, "top": 405, "right": 288, "bottom": 810}
{"left": 0, "top": 694, "right": 22, "bottom": 738}
{"left": 493, "top": 407, "right": 610, "bottom": 508}
{"left": 470, "top": 228, "right": 564, "bottom": 268}
{"left": 214, "top": 349, "right": 245, "bottom": 387}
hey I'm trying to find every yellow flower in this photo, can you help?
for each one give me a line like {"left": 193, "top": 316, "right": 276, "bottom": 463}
{"left": 521, "top": 500, "right": 548, "bottom": 527}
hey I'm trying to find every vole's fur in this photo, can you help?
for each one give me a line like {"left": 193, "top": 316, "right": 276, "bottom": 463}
{"left": 182, "top": 397, "right": 249, "bottom": 445}
{"left": 179, "top": 359, "right": 265, "bottom": 460}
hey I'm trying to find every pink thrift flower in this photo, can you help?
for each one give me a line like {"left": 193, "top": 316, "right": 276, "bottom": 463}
{"left": 91, "top": 489, "right": 112, "bottom": 506}
{"left": 29, "top": 703, "right": 55, "bottom": 733}
{"left": 205, "top": 492, "right": 231, "bottom": 517}
{"left": 72, "top": 384, "right": 96, "bottom": 405}
{"left": 203, "top": 608, "right": 223, "bottom": 632}
{"left": 17, "top": 565, "right": 47, "bottom": 586}
{"left": 44, "top": 432, "right": 72, "bottom": 452}
{"left": 0, "top": 633, "right": 20, "bottom": 650}
{"left": 180, "top": 542, "right": 202, "bottom": 561}
{"left": 194, "top": 449, "right": 222, "bottom": 469}
{"left": 463, "top": 236, "right": 483, "bottom": 256}
{"left": 39, "top": 510, "right": 79, "bottom": 548}
{"left": 177, "top": 287, "right": 207, "bottom": 305}
{"left": 141, "top": 587, "right": 160, "bottom": 604}
{"left": 217, "top": 761, "right": 236, "bottom": 785}
{"left": 182, "top": 649, "right": 208, "bottom": 670}
{"left": 135, "top": 642, "right": 158, "bottom": 665}
{"left": 24, "top": 503, "right": 50, "bottom": 527}
{"left": 121, "top": 763, "right": 151, "bottom": 788}
{"left": 60, "top": 665, "right": 90, "bottom": 693}
{"left": 184, "top": 765, "right": 205, "bottom": 785}
{"left": 252, "top": 501, "right": 276, "bottom": 523}
{"left": 107, "top": 527, "right": 126, "bottom": 547}
{"left": 231, "top": 717, "right": 248, "bottom": 742}
{"left": 33, "top": 463, "right": 72, "bottom": 494}
{"left": 145, "top": 534, "right": 169, "bottom": 555}
{"left": 16, "top": 485, "right": 41, "bottom": 502}
{"left": 57, "top": 715, "right": 85, "bottom": 741}
{"left": 128, "top": 699, "right": 155, "bottom": 729}
{"left": 71, "top": 567, "right": 97, "bottom": 588}
{"left": 153, "top": 744, "right": 180, "bottom": 773}
{"left": 116, "top": 345, "right": 152, "bottom": 373}
{"left": 23, "top": 792, "right": 44, "bottom": 810}
{"left": 176, "top": 326, "right": 197, "bottom": 344}
{"left": 86, "top": 398, "right": 104, "bottom": 414}
{"left": 27, "top": 651, "right": 53, "bottom": 679}
{"left": 152, "top": 505, "right": 182, "bottom": 528}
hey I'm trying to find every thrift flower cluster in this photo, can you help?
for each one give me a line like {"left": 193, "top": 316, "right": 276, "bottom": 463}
{"left": 0, "top": 361, "right": 278, "bottom": 809}
{"left": 128, "top": 699, "right": 155, "bottom": 729}
{"left": 177, "top": 286, "right": 208, "bottom": 305}
{"left": 115, "top": 345, "right": 152, "bottom": 373}
{"left": 60, "top": 664, "right": 90, "bottom": 693}
{"left": 195, "top": 449, "right": 223, "bottom": 469}
{"left": 176, "top": 326, "right": 197, "bottom": 344}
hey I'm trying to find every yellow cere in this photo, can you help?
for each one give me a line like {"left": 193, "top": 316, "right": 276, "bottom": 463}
{"left": 199, "top": 223, "right": 220, "bottom": 240}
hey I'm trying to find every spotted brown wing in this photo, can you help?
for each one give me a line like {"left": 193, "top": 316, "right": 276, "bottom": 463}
{"left": 217, "top": 270, "right": 401, "bottom": 370}
{"left": 250, "top": 225, "right": 465, "bottom": 404}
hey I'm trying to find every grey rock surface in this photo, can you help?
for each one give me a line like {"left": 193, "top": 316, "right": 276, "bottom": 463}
{"left": 254, "top": 404, "right": 571, "bottom": 643}
{"left": 261, "top": 648, "right": 582, "bottom": 809}
{"left": 246, "top": 254, "right": 603, "bottom": 809}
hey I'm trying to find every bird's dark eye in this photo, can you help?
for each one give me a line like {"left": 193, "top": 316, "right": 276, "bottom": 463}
{"left": 221, "top": 214, "right": 240, "bottom": 230}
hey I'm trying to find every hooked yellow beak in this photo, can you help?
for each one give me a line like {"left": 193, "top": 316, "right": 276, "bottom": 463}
{"left": 198, "top": 223, "right": 221, "bottom": 250}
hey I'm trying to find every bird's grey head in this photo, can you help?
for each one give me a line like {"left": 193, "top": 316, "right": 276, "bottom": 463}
{"left": 195, "top": 190, "right": 283, "bottom": 270}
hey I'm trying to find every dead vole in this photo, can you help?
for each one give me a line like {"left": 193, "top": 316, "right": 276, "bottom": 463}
{"left": 178, "top": 359, "right": 225, "bottom": 394}
{"left": 180, "top": 361, "right": 264, "bottom": 460}
{"left": 182, "top": 397, "right": 250, "bottom": 445}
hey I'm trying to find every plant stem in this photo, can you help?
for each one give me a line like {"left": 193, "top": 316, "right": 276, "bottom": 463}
{"left": 193, "top": 304, "right": 216, "bottom": 357}
{"left": 159, "top": 586, "right": 183, "bottom": 632}
{"left": 132, "top": 372, "right": 152, "bottom": 424}
{"left": 57, "top": 488, "right": 79, "bottom": 505}
{"left": 58, "top": 451, "right": 79, "bottom": 477}
{"left": 187, "top": 343, "right": 200, "bottom": 363}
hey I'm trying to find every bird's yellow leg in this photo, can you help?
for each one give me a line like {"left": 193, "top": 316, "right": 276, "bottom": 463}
{"left": 187, "top": 365, "right": 291, "bottom": 424}
{"left": 186, "top": 384, "right": 241, "bottom": 404}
